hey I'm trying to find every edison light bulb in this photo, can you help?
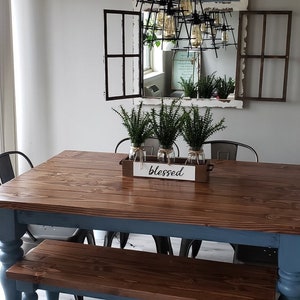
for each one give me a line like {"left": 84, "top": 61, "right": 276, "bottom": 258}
{"left": 221, "top": 24, "right": 228, "bottom": 43}
{"left": 156, "top": 9, "right": 165, "bottom": 29}
{"left": 191, "top": 24, "right": 202, "bottom": 47}
{"left": 164, "top": 14, "right": 176, "bottom": 38}
{"left": 201, "top": 22, "right": 207, "bottom": 34}
{"left": 214, "top": 13, "right": 220, "bottom": 26}
{"left": 222, "top": 30, "right": 228, "bottom": 42}
{"left": 180, "top": 0, "right": 193, "bottom": 16}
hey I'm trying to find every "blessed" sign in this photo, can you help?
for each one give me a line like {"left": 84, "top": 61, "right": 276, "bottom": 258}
{"left": 133, "top": 162, "right": 196, "bottom": 181}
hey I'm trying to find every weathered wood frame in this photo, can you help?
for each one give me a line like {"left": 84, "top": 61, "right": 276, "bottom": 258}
{"left": 235, "top": 11, "right": 292, "bottom": 102}
{"left": 104, "top": 10, "right": 142, "bottom": 100}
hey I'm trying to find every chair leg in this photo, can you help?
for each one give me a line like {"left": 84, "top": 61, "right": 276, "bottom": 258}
{"left": 180, "top": 239, "right": 202, "bottom": 258}
{"left": 104, "top": 231, "right": 130, "bottom": 248}
{"left": 152, "top": 236, "right": 173, "bottom": 255}
{"left": 167, "top": 237, "right": 173, "bottom": 255}
{"left": 165, "top": 237, "right": 173, "bottom": 255}
{"left": 120, "top": 232, "right": 130, "bottom": 249}
{"left": 68, "top": 229, "right": 86, "bottom": 244}
{"left": 104, "top": 231, "right": 117, "bottom": 247}
{"left": 191, "top": 240, "right": 202, "bottom": 258}
{"left": 86, "top": 230, "right": 96, "bottom": 245}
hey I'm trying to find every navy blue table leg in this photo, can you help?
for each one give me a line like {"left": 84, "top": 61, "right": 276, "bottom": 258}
{"left": 16, "top": 281, "right": 38, "bottom": 300}
{"left": 0, "top": 209, "right": 27, "bottom": 300}
{"left": 0, "top": 240, "right": 23, "bottom": 300}
{"left": 278, "top": 235, "right": 300, "bottom": 300}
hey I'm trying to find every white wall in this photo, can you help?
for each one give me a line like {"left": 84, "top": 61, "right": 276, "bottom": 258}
{"left": 10, "top": 0, "right": 300, "bottom": 166}
{"left": 11, "top": 0, "right": 135, "bottom": 166}
{"left": 0, "top": 0, "right": 16, "bottom": 152}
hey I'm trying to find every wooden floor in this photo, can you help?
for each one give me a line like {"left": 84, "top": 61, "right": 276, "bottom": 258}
{"left": 1, "top": 231, "right": 278, "bottom": 300}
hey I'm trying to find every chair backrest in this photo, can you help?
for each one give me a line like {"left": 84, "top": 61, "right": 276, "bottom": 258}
{"left": 0, "top": 151, "right": 81, "bottom": 243}
{"left": 203, "top": 140, "right": 259, "bottom": 162}
{"left": 0, "top": 151, "right": 33, "bottom": 184}
{"left": 115, "top": 137, "right": 180, "bottom": 157}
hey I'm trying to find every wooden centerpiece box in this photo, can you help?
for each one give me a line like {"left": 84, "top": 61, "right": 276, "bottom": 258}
{"left": 121, "top": 156, "right": 213, "bottom": 183}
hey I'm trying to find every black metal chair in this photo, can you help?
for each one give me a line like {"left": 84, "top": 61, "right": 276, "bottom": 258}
{"left": 179, "top": 140, "right": 258, "bottom": 258}
{"left": 203, "top": 140, "right": 259, "bottom": 162}
{"left": 0, "top": 151, "right": 96, "bottom": 300}
{"left": 179, "top": 140, "right": 277, "bottom": 266}
{"left": 104, "top": 137, "right": 177, "bottom": 255}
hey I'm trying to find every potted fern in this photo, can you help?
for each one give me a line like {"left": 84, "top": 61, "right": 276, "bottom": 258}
{"left": 178, "top": 76, "right": 197, "bottom": 98}
{"left": 197, "top": 72, "right": 217, "bottom": 99}
{"left": 181, "top": 106, "right": 226, "bottom": 164}
{"left": 149, "top": 100, "right": 183, "bottom": 163}
{"left": 113, "top": 102, "right": 153, "bottom": 161}
{"left": 215, "top": 75, "right": 235, "bottom": 100}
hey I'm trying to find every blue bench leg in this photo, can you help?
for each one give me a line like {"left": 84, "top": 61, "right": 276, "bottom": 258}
{"left": 46, "top": 291, "right": 59, "bottom": 300}
{"left": 23, "top": 292, "right": 38, "bottom": 300}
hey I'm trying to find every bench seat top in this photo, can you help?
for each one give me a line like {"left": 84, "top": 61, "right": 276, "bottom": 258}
{"left": 7, "top": 240, "right": 277, "bottom": 300}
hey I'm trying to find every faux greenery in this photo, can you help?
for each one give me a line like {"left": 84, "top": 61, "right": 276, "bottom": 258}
{"left": 181, "top": 106, "right": 226, "bottom": 149}
{"left": 113, "top": 102, "right": 153, "bottom": 146}
{"left": 197, "top": 72, "right": 217, "bottom": 99}
{"left": 216, "top": 75, "right": 235, "bottom": 99}
{"left": 150, "top": 100, "right": 183, "bottom": 149}
{"left": 178, "top": 76, "right": 197, "bottom": 98}
{"left": 144, "top": 30, "right": 161, "bottom": 48}
{"left": 143, "top": 17, "right": 176, "bottom": 48}
{"left": 228, "top": 77, "right": 235, "bottom": 93}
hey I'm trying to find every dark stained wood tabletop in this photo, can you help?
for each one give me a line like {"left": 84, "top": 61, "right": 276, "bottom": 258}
{"left": 0, "top": 150, "right": 300, "bottom": 235}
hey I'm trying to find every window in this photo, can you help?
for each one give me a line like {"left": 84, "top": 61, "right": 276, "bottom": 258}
{"left": 235, "top": 11, "right": 292, "bottom": 102}
{"left": 104, "top": 10, "right": 142, "bottom": 100}
{"left": 143, "top": 45, "right": 152, "bottom": 72}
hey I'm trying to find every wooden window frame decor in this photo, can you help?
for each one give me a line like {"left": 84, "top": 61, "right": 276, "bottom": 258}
{"left": 235, "top": 11, "right": 292, "bottom": 102}
{"left": 104, "top": 10, "right": 142, "bottom": 101}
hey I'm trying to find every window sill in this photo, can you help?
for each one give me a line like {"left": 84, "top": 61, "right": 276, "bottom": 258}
{"left": 144, "top": 71, "right": 164, "bottom": 80}
{"left": 135, "top": 97, "right": 243, "bottom": 109}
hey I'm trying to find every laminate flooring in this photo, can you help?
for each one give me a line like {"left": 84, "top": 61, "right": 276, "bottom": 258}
{"left": 1, "top": 231, "right": 278, "bottom": 300}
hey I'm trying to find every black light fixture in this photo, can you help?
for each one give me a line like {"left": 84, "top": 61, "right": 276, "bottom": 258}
{"left": 136, "top": 0, "right": 236, "bottom": 57}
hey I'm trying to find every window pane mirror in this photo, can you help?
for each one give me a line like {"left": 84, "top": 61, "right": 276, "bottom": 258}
{"left": 235, "top": 11, "right": 292, "bottom": 102}
{"left": 140, "top": 0, "right": 248, "bottom": 99}
{"left": 104, "top": 10, "right": 142, "bottom": 100}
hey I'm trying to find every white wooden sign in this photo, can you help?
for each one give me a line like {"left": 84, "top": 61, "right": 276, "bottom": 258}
{"left": 133, "top": 161, "right": 196, "bottom": 181}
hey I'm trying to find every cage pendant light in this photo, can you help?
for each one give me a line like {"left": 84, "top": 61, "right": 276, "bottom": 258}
{"left": 136, "top": 0, "right": 236, "bottom": 56}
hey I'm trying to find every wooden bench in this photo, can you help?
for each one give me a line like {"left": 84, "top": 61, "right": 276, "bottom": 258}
{"left": 6, "top": 239, "right": 278, "bottom": 300}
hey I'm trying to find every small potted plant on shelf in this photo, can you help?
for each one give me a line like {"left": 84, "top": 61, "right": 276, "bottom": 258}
{"left": 181, "top": 106, "right": 226, "bottom": 164}
{"left": 113, "top": 102, "right": 153, "bottom": 161}
{"left": 215, "top": 75, "right": 235, "bottom": 100}
{"left": 197, "top": 72, "right": 217, "bottom": 99}
{"left": 149, "top": 99, "right": 183, "bottom": 163}
{"left": 178, "top": 76, "right": 197, "bottom": 98}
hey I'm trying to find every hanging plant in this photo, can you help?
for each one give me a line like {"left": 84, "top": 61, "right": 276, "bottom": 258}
{"left": 144, "top": 30, "right": 161, "bottom": 48}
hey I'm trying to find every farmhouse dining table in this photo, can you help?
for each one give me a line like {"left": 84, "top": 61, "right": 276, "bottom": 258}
{"left": 1, "top": 150, "right": 300, "bottom": 300}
